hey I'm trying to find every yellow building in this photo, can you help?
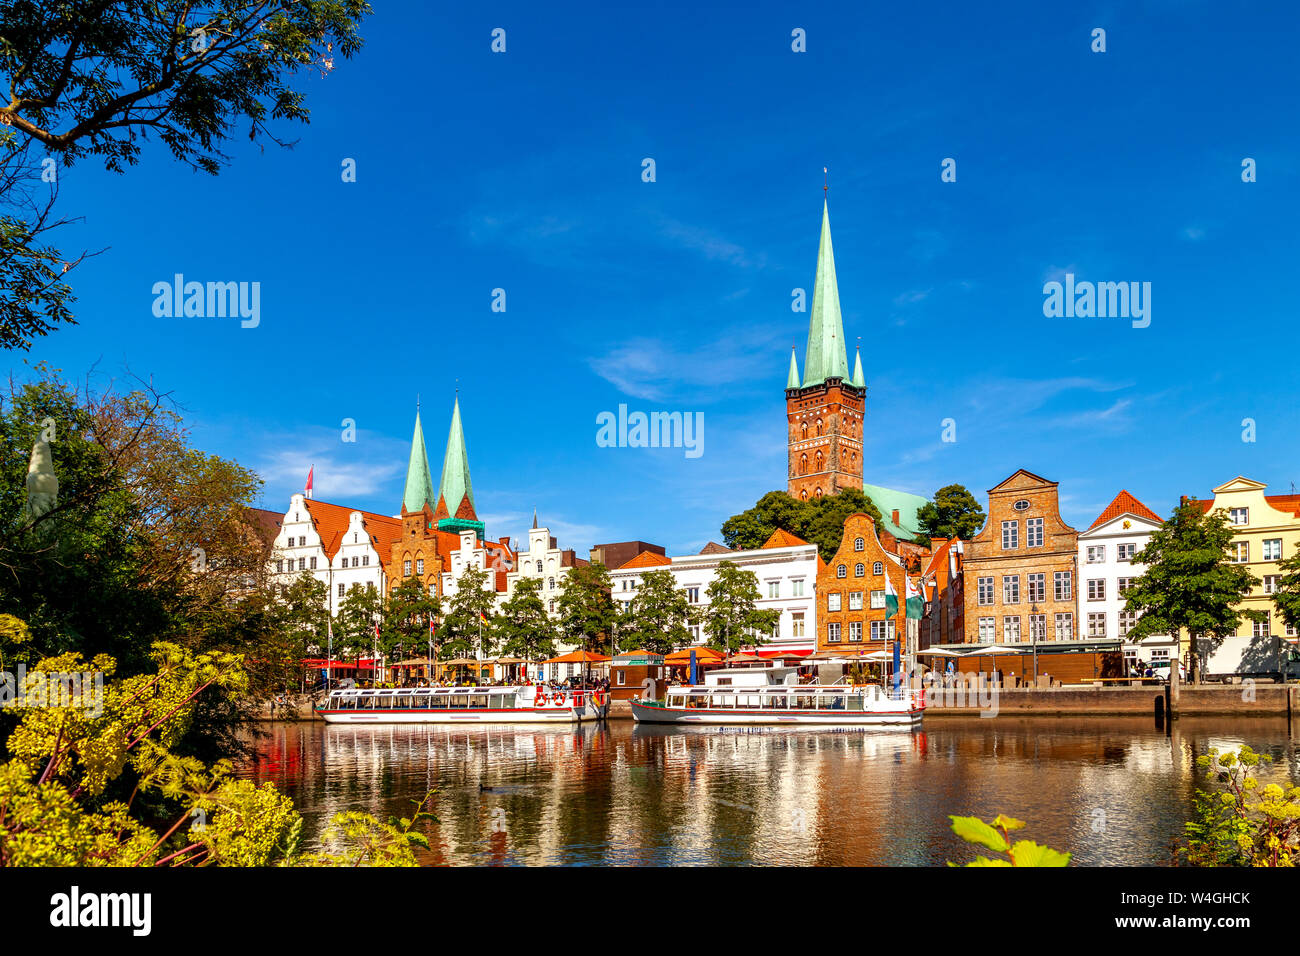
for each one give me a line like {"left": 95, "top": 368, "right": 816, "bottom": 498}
{"left": 1187, "top": 476, "right": 1300, "bottom": 678}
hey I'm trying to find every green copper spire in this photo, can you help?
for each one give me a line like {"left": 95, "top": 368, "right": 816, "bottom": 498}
{"left": 401, "top": 408, "right": 436, "bottom": 514}
{"left": 802, "top": 199, "right": 850, "bottom": 387}
{"left": 786, "top": 347, "right": 800, "bottom": 389}
{"left": 436, "top": 395, "right": 475, "bottom": 518}
{"left": 850, "top": 346, "right": 865, "bottom": 388}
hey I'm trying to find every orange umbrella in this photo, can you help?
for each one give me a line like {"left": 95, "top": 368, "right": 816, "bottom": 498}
{"left": 664, "top": 646, "right": 724, "bottom": 664}
{"left": 541, "top": 649, "right": 612, "bottom": 664}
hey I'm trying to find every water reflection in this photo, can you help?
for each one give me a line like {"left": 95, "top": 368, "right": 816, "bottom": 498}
{"left": 240, "top": 717, "right": 1297, "bottom": 866}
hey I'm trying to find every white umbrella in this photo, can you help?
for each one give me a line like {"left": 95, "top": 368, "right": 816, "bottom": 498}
{"left": 916, "top": 648, "right": 966, "bottom": 657}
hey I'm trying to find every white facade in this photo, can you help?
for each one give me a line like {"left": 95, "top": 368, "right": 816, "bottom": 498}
{"left": 609, "top": 542, "right": 820, "bottom": 654}
{"left": 269, "top": 494, "right": 392, "bottom": 616}
{"left": 504, "top": 526, "right": 587, "bottom": 680}
{"left": 1077, "top": 511, "right": 1175, "bottom": 666}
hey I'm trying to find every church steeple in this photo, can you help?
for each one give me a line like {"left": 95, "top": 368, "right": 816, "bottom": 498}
{"left": 786, "top": 347, "right": 800, "bottom": 389}
{"left": 401, "top": 406, "right": 436, "bottom": 514}
{"left": 437, "top": 394, "right": 475, "bottom": 520}
{"left": 850, "top": 345, "right": 865, "bottom": 388}
{"left": 802, "top": 198, "right": 850, "bottom": 387}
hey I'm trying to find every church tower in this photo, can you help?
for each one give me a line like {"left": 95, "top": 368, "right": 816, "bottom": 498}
{"left": 786, "top": 198, "right": 865, "bottom": 500}
{"left": 433, "top": 394, "right": 486, "bottom": 539}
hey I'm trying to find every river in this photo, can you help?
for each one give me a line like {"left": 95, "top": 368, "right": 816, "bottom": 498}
{"left": 240, "top": 716, "right": 1299, "bottom": 866}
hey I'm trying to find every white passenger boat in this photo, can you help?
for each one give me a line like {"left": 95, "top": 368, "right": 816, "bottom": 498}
{"left": 630, "top": 665, "right": 923, "bottom": 727}
{"left": 316, "top": 685, "right": 609, "bottom": 724}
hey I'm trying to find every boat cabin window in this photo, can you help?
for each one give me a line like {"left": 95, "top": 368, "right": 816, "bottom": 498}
{"left": 668, "top": 695, "right": 686, "bottom": 708}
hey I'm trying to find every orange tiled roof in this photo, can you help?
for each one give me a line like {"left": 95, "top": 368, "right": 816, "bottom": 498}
{"left": 1089, "top": 490, "right": 1163, "bottom": 530}
{"left": 761, "top": 528, "right": 809, "bottom": 549}
{"left": 302, "top": 499, "right": 402, "bottom": 561}
{"left": 1185, "top": 494, "right": 1300, "bottom": 518}
{"left": 618, "top": 550, "right": 673, "bottom": 570}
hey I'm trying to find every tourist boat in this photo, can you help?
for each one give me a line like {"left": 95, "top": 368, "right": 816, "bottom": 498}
{"left": 630, "top": 665, "right": 923, "bottom": 727}
{"left": 316, "top": 685, "right": 609, "bottom": 724}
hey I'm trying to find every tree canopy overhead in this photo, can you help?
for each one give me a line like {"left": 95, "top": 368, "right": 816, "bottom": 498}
{"left": 721, "top": 488, "right": 885, "bottom": 563}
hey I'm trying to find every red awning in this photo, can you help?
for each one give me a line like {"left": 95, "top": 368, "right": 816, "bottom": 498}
{"left": 755, "top": 647, "right": 815, "bottom": 659}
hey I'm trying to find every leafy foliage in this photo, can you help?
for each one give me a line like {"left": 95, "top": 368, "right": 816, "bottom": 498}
{"left": 381, "top": 575, "right": 439, "bottom": 660}
{"left": 440, "top": 564, "right": 495, "bottom": 659}
{"left": 496, "top": 576, "right": 557, "bottom": 664}
{"left": 1180, "top": 746, "right": 1300, "bottom": 868}
{"left": 916, "top": 484, "right": 985, "bottom": 545}
{"left": 618, "top": 568, "right": 696, "bottom": 655}
{"left": 555, "top": 562, "right": 618, "bottom": 654}
{"left": 1123, "top": 503, "right": 1262, "bottom": 682}
{"left": 700, "top": 561, "right": 779, "bottom": 655}
{"left": 947, "top": 814, "right": 1071, "bottom": 867}
{"left": 721, "top": 488, "right": 886, "bottom": 562}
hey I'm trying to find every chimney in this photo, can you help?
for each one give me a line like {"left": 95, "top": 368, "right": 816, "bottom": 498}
{"left": 891, "top": 509, "right": 900, "bottom": 527}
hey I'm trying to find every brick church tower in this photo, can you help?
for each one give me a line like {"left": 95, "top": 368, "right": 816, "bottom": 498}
{"left": 786, "top": 198, "right": 866, "bottom": 501}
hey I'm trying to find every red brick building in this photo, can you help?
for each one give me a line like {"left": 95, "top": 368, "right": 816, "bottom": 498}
{"left": 815, "top": 513, "right": 909, "bottom": 652}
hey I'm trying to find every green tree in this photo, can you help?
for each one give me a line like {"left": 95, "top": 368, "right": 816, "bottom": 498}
{"left": 555, "top": 562, "right": 618, "bottom": 654}
{"left": 701, "top": 561, "right": 779, "bottom": 656}
{"left": 496, "top": 576, "right": 557, "bottom": 665}
{"left": 381, "top": 576, "right": 439, "bottom": 661}
{"left": 0, "top": 0, "right": 372, "bottom": 350}
{"left": 278, "top": 571, "right": 328, "bottom": 657}
{"left": 1124, "top": 503, "right": 1263, "bottom": 683}
{"left": 916, "top": 484, "right": 986, "bottom": 545}
{"left": 1180, "top": 746, "right": 1300, "bottom": 867}
{"left": 1270, "top": 550, "right": 1300, "bottom": 639}
{"left": 334, "top": 583, "right": 383, "bottom": 660}
{"left": 721, "top": 488, "right": 885, "bottom": 563}
{"left": 440, "top": 565, "right": 496, "bottom": 660}
{"left": 618, "top": 568, "right": 695, "bottom": 655}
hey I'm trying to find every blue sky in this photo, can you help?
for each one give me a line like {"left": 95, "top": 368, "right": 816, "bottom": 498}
{"left": 20, "top": 0, "right": 1300, "bottom": 556}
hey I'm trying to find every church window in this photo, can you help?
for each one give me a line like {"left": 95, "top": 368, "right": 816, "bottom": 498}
{"left": 816, "top": 419, "right": 823, "bottom": 436}
{"left": 854, "top": 537, "right": 865, "bottom": 551}
{"left": 404, "top": 560, "right": 412, "bottom": 576}
{"left": 815, "top": 487, "right": 823, "bottom": 497}
{"left": 416, "top": 559, "right": 424, "bottom": 575}
{"left": 800, "top": 490, "right": 808, "bottom": 500}
{"left": 801, "top": 422, "right": 808, "bottom": 439}
{"left": 836, "top": 564, "right": 847, "bottom": 578}
{"left": 799, "top": 454, "right": 807, "bottom": 475}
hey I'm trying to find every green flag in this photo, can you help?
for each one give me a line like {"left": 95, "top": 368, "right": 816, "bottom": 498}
{"left": 905, "top": 574, "right": 924, "bottom": 620}
{"left": 884, "top": 571, "right": 899, "bottom": 618}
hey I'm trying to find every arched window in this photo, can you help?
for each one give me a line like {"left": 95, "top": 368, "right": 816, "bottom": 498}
{"left": 815, "top": 418, "right": 823, "bottom": 436}
{"left": 800, "top": 489, "right": 808, "bottom": 500}
{"left": 800, "top": 422, "right": 808, "bottom": 439}
{"left": 815, "top": 487, "right": 823, "bottom": 497}
{"left": 836, "top": 564, "right": 847, "bottom": 578}
{"left": 799, "top": 454, "right": 807, "bottom": 475}
{"left": 814, "top": 450, "right": 823, "bottom": 469}
{"left": 854, "top": 537, "right": 865, "bottom": 551}
{"left": 873, "top": 562, "right": 883, "bottom": 575}
{"left": 855, "top": 563, "right": 865, "bottom": 577}
{"left": 548, "top": 577, "right": 555, "bottom": 590}
{"left": 536, "top": 560, "right": 543, "bottom": 573}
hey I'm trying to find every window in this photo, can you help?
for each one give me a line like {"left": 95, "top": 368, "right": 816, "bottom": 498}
{"left": 1118, "top": 610, "right": 1138, "bottom": 638}
{"left": 854, "top": 563, "right": 865, "bottom": 577}
{"left": 792, "top": 612, "right": 805, "bottom": 638}
{"left": 1029, "top": 614, "right": 1047, "bottom": 642}
{"left": 849, "top": 622, "right": 863, "bottom": 642}
{"left": 1086, "top": 545, "right": 1105, "bottom": 564}
{"left": 1116, "top": 543, "right": 1136, "bottom": 561}
{"left": 849, "top": 591, "right": 863, "bottom": 611}
{"left": 791, "top": 580, "right": 805, "bottom": 597}
{"left": 1253, "top": 612, "right": 1270, "bottom": 639}
{"left": 1001, "top": 521, "right": 1019, "bottom": 549}
{"left": 416, "top": 558, "right": 424, "bottom": 575}
{"left": 768, "top": 581, "right": 780, "bottom": 599}
{"left": 1054, "top": 612, "right": 1074, "bottom": 641}
{"left": 297, "top": 557, "right": 306, "bottom": 571}
{"left": 1263, "top": 538, "right": 1283, "bottom": 561}
{"left": 1026, "top": 518, "right": 1044, "bottom": 548}
{"left": 1264, "top": 575, "right": 1280, "bottom": 594}
{"left": 870, "top": 590, "right": 885, "bottom": 609}
{"left": 1002, "top": 575, "right": 1020, "bottom": 604}
{"left": 978, "top": 617, "right": 995, "bottom": 642}
{"left": 548, "top": 577, "right": 556, "bottom": 590}
{"left": 1003, "top": 616, "right": 1021, "bottom": 643}
{"left": 362, "top": 555, "right": 369, "bottom": 566}
{"left": 403, "top": 560, "right": 412, "bottom": 576}
{"left": 854, "top": 537, "right": 865, "bottom": 552}
{"left": 837, "top": 564, "right": 847, "bottom": 578}
{"left": 536, "top": 561, "right": 543, "bottom": 573}
{"left": 1026, "top": 573, "right": 1046, "bottom": 602}
{"left": 1054, "top": 571, "right": 1073, "bottom": 601}
{"left": 1087, "top": 579, "right": 1105, "bottom": 601}
{"left": 1229, "top": 507, "right": 1248, "bottom": 526}
{"left": 828, "top": 593, "right": 841, "bottom": 612}
{"left": 686, "top": 586, "right": 700, "bottom": 603}
{"left": 827, "top": 623, "right": 841, "bottom": 643}
{"left": 1087, "top": 612, "right": 1106, "bottom": 638}
{"left": 977, "top": 576, "right": 995, "bottom": 606}
{"left": 873, "top": 562, "right": 883, "bottom": 575}
{"left": 549, "top": 600, "right": 555, "bottom": 612}
{"left": 1013, "top": 499, "right": 1031, "bottom": 511}
{"left": 338, "top": 583, "right": 345, "bottom": 598}
{"left": 298, "top": 536, "right": 306, "bottom": 546}
{"left": 1230, "top": 541, "right": 1249, "bottom": 564}
{"left": 1117, "top": 576, "right": 1134, "bottom": 596}
{"left": 275, "top": 560, "right": 284, "bottom": 573}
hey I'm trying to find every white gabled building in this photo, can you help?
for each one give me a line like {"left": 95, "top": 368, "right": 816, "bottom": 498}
{"left": 1076, "top": 490, "right": 1176, "bottom": 669}
{"left": 609, "top": 530, "right": 822, "bottom": 658}
{"left": 269, "top": 493, "right": 401, "bottom": 615}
